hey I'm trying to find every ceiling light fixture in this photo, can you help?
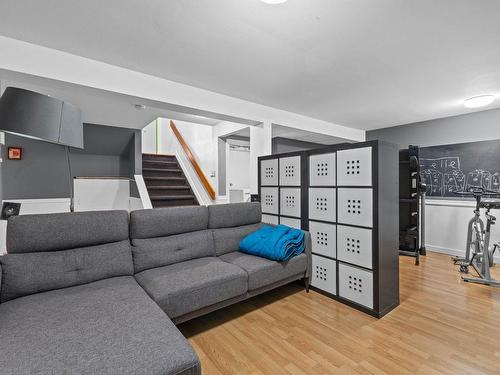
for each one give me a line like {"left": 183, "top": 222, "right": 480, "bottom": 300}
{"left": 260, "top": 0, "right": 288, "bottom": 4}
{"left": 134, "top": 104, "right": 146, "bottom": 110}
{"left": 463, "top": 95, "right": 495, "bottom": 109}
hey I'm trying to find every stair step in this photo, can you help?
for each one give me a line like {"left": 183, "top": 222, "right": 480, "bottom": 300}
{"left": 153, "top": 200, "right": 198, "bottom": 208}
{"left": 147, "top": 185, "right": 191, "bottom": 190}
{"left": 143, "top": 167, "right": 183, "bottom": 173}
{"left": 142, "top": 153, "right": 176, "bottom": 161}
{"left": 144, "top": 176, "right": 185, "bottom": 181}
{"left": 150, "top": 195, "right": 196, "bottom": 201}
{"left": 143, "top": 160, "right": 178, "bottom": 168}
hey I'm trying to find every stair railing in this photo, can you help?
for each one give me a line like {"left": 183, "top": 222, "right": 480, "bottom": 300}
{"left": 170, "top": 120, "right": 216, "bottom": 201}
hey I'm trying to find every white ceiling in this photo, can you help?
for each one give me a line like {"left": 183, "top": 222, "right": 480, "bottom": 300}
{"left": 1, "top": 0, "right": 500, "bottom": 130}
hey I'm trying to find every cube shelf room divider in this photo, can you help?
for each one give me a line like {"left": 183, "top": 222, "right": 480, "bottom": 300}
{"left": 258, "top": 140, "right": 399, "bottom": 318}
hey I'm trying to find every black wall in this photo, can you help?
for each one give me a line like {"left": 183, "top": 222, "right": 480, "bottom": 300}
{"left": 0, "top": 123, "right": 141, "bottom": 200}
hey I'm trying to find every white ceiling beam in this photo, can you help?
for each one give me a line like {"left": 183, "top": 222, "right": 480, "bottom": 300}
{"left": 0, "top": 36, "right": 365, "bottom": 142}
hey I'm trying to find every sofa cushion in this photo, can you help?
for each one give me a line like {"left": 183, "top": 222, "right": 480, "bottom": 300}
{"left": 132, "top": 229, "right": 215, "bottom": 273}
{"left": 130, "top": 206, "right": 208, "bottom": 239}
{"left": 0, "top": 276, "right": 200, "bottom": 375}
{"left": 135, "top": 257, "right": 248, "bottom": 318}
{"left": 212, "top": 223, "right": 263, "bottom": 256}
{"left": 219, "top": 251, "right": 307, "bottom": 291}
{"left": 0, "top": 240, "right": 134, "bottom": 303}
{"left": 208, "top": 202, "right": 261, "bottom": 229}
{"left": 7, "top": 210, "right": 129, "bottom": 254}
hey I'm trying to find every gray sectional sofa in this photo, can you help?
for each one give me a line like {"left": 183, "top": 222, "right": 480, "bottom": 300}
{"left": 0, "top": 202, "right": 311, "bottom": 374}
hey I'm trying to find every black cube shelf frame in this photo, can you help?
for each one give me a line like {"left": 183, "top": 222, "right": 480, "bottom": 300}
{"left": 258, "top": 140, "right": 399, "bottom": 318}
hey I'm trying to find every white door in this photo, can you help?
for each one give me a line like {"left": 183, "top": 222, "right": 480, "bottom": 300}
{"left": 227, "top": 143, "right": 251, "bottom": 192}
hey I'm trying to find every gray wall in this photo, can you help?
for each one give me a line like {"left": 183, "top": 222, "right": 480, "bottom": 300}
{"left": 367, "top": 107, "right": 500, "bottom": 148}
{"left": 1, "top": 123, "right": 141, "bottom": 200}
{"left": 272, "top": 137, "right": 324, "bottom": 154}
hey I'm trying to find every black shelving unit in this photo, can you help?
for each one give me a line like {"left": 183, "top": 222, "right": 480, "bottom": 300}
{"left": 258, "top": 140, "right": 399, "bottom": 318}
{"left": 399, "top": 145, "right": 426, "bottom": 265}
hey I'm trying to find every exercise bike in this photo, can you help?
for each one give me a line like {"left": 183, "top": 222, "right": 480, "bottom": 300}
{"left": 452, "top": 188, "right": 500, "bottom": 286}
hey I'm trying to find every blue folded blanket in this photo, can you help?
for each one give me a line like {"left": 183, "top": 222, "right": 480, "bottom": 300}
{"left": 239, "top": 224, "right": 305, "bottom": 261}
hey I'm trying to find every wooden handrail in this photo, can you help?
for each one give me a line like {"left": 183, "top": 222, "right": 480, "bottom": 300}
{"left": 170, "top": 120, "right": 216, "bottom": 200}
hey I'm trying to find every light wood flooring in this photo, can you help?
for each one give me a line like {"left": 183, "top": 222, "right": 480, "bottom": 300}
{"left": 179, "top": 252, "right": 500, "bottom": 374}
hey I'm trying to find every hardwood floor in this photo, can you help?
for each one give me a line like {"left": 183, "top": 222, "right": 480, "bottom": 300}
{"left": 179, "top": 252, "right": 500, "bottom": 374}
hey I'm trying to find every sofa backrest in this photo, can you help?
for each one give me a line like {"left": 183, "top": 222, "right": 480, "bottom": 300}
{"left": 0, "top": 211, "right": 133, "bottom": 303}
{"left": 130, "top": 206, "right": 215, "bottom": 273}
{"left": 208, "top": 202, "right": 263, "bottom": 256}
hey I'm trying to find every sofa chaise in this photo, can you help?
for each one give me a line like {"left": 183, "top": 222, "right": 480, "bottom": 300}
{"left": 0, "top": 202, "right": 311, "bottom": 374}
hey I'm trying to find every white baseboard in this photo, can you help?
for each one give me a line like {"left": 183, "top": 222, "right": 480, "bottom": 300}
{"left": 427, "top": 244, "right": 500, "bottom": 263}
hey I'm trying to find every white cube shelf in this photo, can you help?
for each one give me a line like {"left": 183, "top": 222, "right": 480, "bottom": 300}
{"left": 309, "top": 221, "right": 336, "bottom": 258}
{"left": 311, "top": 255, "right": 337, "bottom": 295}
{"left": 279, "top": 156, "right": 301, "bottom": 186}
{"left": 310, "top": 153, "right": 336, "bottom": 186}
{"left": 279, "top": 187, "right": 301, "bottom": 218}
{"left": 262, "top": 214, "right": 279, "bottom": 225}
{"left": 337, "top": 188, "right": 373, "bottom": 228}
{"left": 308, "top": 188, "right": 336, "bottom": 223}
{"left": 260, "top": 187, "right": 279, "bottom": 215}
{"left": 337, "top": 147, "right": 372, "bottom": 186}
{"left": 337, "top": 225, "right": 372, "bottom": 269}
{"left": 338, "top": 263, "right": 373, "bottom": 309}
{"left": 280, "top": 216, "right": 301, "bottom": 229}
{"left": 260, "top": 158, "right": 279, "bottom": 186}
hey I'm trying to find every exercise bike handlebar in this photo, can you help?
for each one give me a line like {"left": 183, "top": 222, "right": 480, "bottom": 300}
{"left": 453, "top": 187, "right": 500, "bottom": 198}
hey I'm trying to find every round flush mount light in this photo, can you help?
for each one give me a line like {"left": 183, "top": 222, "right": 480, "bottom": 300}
{"left": 260, "top": 0, "right": 288, "bottom": 4}
{"left": 463, "top": 95, "right": 495, "bottom": 109}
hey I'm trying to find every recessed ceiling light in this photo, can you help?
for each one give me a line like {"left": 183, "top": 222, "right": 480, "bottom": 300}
{"left": 261, "top": 0, "right": 288, "bottom": 4}
{"left": 463, "top": 95, "right": 495, "bottom": 109}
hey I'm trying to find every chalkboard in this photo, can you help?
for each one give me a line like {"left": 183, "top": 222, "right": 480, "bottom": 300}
{"left": 419, "top": 139, "right": 500, "bottom": 197}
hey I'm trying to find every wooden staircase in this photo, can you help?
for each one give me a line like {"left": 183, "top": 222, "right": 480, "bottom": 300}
{"left": 142, "top": 154, "right": 198, "bottom": 208}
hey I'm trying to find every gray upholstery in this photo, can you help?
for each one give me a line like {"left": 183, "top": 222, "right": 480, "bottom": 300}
{"left": 132, "top": 229, "right": 215, "bottom": 273}
{"left": 0, "top": 277, "right": 200, "bottom": 375}
{"left": 208, "top": 202, "right": 261, "bottom": 229}
{"left": 130, "top": 206, "right": 208, "bottom": 239}
{"left": 0, "top": 240, "right": 134, "bottom": 303}
{"left": 212, "top": 223, "right": 263, "bottom": 256}
{"left": 136, "top": 257, "right": 248, "bottom": 318}
{"left": 6, "top": 210, "right": 129, "bottom": 254}
{"left": 219, "top": 251, "right": 307, "bottom": 290}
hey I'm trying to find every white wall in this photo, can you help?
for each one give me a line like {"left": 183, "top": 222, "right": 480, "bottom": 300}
{"left": 250, "top": 122, "right": 272, "bottom": 194}
{"left": 425, "top": 199, "right": 500, "bottom": 263}
{"left": 142, "top": 119, "right": 157, "bottom": 154}
{"left": 74, "top": 179, "right": 130, "bottom": 212}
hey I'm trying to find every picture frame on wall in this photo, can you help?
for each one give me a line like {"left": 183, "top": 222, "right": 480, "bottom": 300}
{"left": 7, "top": 147, "right": 22, "bottom": 160}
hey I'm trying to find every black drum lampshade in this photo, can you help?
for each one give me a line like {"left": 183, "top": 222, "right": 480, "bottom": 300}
{"left": 0, "top": 87, "right": 83, "bottom": 148}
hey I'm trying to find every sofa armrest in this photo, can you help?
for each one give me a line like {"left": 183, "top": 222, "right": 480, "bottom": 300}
{"left": 303, "top": 230, "right": 312, "bottom": 280}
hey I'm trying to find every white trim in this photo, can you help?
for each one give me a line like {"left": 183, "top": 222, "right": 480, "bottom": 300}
{"left": 175, "top": 150, "right": 213, "bottom": 206}
{"left": 427, "top": 246, "right": 500, "bottom": 264}
{"left": 2, "top": 198, "right": 71, "bottom": 215}
{"left": 129, "top": 197, "right": 144, "bottom": 212}
{"left": 426, "top": 199, "right": 475, "bottom": 208}
{"left": 134, "top": 174, "right": 153, "bottom": 209}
